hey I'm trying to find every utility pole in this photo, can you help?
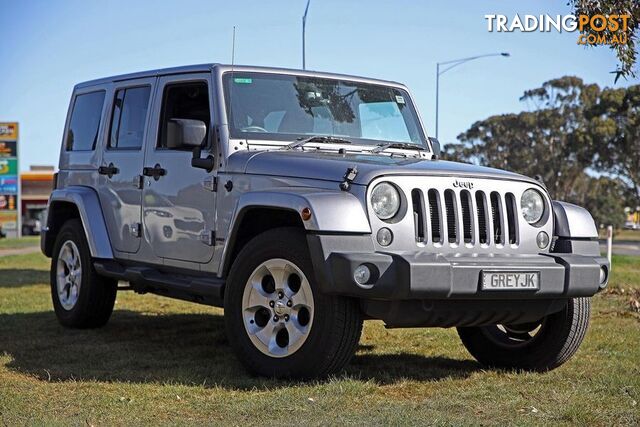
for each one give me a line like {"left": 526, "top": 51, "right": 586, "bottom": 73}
{"left": 302, "top": 0, "right": 311, "bottom": 69}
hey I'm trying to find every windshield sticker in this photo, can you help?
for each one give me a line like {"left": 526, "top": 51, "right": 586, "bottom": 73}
{"left": 234, "top": 77, "right": 253, "bottom": 84}
{"left": 395, "top": 95, "right": 405, "bottom": 104}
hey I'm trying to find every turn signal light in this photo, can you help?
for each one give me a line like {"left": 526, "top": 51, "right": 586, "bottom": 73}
{"left": 301, "top": 207, "right": 312, "bottom": 221}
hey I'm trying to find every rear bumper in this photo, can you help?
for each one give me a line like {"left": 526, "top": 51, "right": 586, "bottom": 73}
{"left": 308, "top": 234, "right": 609, "bottom": 301}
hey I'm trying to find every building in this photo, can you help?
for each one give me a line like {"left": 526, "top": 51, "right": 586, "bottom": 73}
{"left": 20, "top": 165, "right": 54, "bottom": 235}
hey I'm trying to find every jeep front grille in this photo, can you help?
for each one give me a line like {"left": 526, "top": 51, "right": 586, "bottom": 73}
{"left": 411, "top": 188, "right": 519, "bottom": 248}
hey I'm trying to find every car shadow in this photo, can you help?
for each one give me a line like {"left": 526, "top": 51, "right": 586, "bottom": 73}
{"left": 0, "top": 310, "right": 480, "bottom": 389}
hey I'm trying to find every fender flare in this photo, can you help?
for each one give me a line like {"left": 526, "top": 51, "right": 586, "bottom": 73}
{"left": 552, "top": 201, "right": 598, "bottom": 238}
{"left": 219, "top": 188, "right": 371, "bottom": 273}
{"left": 44, "top": 186, "right": 113, "bottom": 259}
{"left": 233, "top": 188, "right": 371, "bottom": 233}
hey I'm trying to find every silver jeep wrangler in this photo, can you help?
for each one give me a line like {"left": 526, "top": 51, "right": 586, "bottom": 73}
{"left": 42, "top": 64, "right": 609, "bottom": 378}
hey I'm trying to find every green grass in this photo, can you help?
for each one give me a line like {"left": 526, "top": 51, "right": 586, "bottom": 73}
{"left": 0, "top": 236, "right": 39, "bottom": 250}
{"left": 1, "top": 253, "right": 639, "bottom": 425}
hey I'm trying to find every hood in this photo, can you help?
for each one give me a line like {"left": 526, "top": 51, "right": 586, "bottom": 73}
{"left": 227, "top": 149, "right": 536, "bottom": 186}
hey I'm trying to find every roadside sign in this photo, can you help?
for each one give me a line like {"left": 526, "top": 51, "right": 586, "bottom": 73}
{"left": 0, "top": 158, "right": 17, "bottom": 175}
{"left": 0, "top": 176, "right": 17, "bottom": 193}
{"left": 0, "top": 123, "right": 19, "bottom": 141}
{"left": 0, "top": 211, "right": 17, "bottom": 231}
{"left": 0, "top": 122, "right": 19, "bottom": 238}
{"left": 0, "top": 141, "right": 17, "bottom": 157}
{"left": 0, "top": 194, "right": 17, "bottom": 210}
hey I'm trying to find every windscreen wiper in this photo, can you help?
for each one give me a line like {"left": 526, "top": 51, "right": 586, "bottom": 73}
{"left": 286, "top": 135, "right": 353, "bottom": 150}
{"left": 371, "top": 142, "right": 426, "bottom": 153}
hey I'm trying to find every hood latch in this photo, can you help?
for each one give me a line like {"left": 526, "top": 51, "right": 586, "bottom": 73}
{"left": 339, "top": 166, "right": 358, "bottom": 191}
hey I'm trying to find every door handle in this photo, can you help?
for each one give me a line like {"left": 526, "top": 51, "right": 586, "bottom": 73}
{"left": 143, "top": 163, "right": 167, "bottom": 181}
{"left": 98, "top": 163, "right": 119, "bottom": 178}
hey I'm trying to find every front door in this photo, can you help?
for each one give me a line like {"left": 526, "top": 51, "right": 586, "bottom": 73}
{"left": 142, "top": 74, "right": 216, "bottom": 264}
{"left": 98, "top": 77, "right": 155, "bottom": 253}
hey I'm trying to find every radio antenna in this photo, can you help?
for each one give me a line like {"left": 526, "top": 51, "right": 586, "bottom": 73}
{"left": 231, "top": 25, "right": 236, "bottom": 67}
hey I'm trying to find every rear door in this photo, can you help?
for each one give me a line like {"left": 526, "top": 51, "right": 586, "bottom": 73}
{"left": 98, "top": 77, "right": 155, "bottom": 254}
{"left": 141, "top": 73, "right": 216, "bottom": 264}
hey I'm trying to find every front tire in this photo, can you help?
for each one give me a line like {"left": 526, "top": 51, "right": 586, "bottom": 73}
{"left": 457, "top": 297, "right": 591, "bottom": 371}
{"left": 224, "top": 227, "right": 363, "bottom": 379}
{"left": 50, "top": 219, "right": 117, "bottom": 328}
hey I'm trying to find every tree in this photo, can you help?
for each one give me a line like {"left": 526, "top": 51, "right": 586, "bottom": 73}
{"left": 574, "top": 176, "right": 629, "bottom": 228}
{"left": 569, "top": 0, "right": 640, "bottom": 81}
{"left": 446, "top": 76, "right": 640, "bottom": 228}
{"left": 587, "top": 84, "right": 640, "bottom": 207}
{"left": 449, "top": 77, "right": 600, "bottom": 201}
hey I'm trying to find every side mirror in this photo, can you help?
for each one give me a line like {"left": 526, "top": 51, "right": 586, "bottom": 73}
{"left": 429, "top": 137, "right": 441, "bottom": 158}
{"left": 167, "top": 118, "right": 207, "bottom": 148}
{"left": 166, "top": 118, "right": 215, "bottom": 172}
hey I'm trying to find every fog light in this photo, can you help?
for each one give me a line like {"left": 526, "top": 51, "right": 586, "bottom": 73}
{"left": 377, "top": 228, "right": 393, "bottom": 246}
{"left": 354, "top": 264, "right": 371, "bottom": 285}
{"left": 599, "top": 266, "right": 608, "bottom": 284}
{"left": 536, "top": 231, "right": 549, "bottom": 249}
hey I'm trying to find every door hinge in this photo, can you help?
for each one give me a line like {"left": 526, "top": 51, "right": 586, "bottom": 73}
{"left": 199, "top": 230, "right": 215, "bottom": 246}
{"left": 133, "top": 175, "right": 144, "bottom": 189}
{"left": 202, "top": 176, "right": 217, "bottom": 192}
{"left": 131, "top": 223, "right": 142, "bottom": 238}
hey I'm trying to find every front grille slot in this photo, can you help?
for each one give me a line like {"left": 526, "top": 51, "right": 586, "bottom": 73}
{"left": 490, "top": 192, "right": 504, "bottom": 245}
{"left": 476, "top": 191, "right": 489, "bottom": 244}
{"left": 428, "top": 189, "right": 442, "bottom": 243}
{"left": 444, "top": 190, "right": 457, "bottom": 243}
{"left": 505, "top": 192, "right": 518, "bottom": 245}
{"left": 460, "top": 190, "right": 473, "bottom": 243}
{"left": 411, "top": 189, "right": 426, "bottom": 243}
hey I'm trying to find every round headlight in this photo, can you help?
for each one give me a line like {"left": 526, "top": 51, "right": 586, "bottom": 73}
{"left": 521, "top": 189, "right": 545, "bottom": 224}
{"left": 371, "top": 182, "right": 400, "bottom": 220}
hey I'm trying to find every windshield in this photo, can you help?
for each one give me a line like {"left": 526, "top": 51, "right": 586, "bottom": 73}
{"left": 223, "top": 72, "right": 427, "bottom": 147}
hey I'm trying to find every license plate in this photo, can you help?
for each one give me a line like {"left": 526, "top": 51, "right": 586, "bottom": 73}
{"left": 481, "top": 271, "right": 540, "bottom": 290}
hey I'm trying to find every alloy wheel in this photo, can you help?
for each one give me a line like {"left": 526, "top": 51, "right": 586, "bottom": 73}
{"left": 56, "top": 240, "right": 82, "bottom": 310}
{"left": 241, "top": 258, "right": 314, "bottom": 358}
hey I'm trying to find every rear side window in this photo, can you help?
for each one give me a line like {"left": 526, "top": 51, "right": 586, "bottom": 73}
{"left": 65, "top": 91, "right": 106, "bottom": 151}
{"left": 109, "top": 86, "right": 151, "bottom": 149}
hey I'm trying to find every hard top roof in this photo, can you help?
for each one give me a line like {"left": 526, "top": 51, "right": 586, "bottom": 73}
{"left": 74, "top": 63, "right": 404, "bottom": 89}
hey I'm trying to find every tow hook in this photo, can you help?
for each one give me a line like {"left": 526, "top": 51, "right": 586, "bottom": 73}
{"left": 339, "top": 167, "right": 358, "bottom": 191}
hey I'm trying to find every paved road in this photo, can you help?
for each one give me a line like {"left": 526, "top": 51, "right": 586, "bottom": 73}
{"left": 599, "top": 240, "right": 640, "bottom": 257}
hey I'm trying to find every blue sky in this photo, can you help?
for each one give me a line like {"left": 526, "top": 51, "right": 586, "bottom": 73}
{"left": 1, "top": 0, "right": 637, "bottom": 170}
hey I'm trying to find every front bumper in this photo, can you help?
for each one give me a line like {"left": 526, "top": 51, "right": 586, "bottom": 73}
{"left": 308, "top": 234, "right": 609, "bottom": 301}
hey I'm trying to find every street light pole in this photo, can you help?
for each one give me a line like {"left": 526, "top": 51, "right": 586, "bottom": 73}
{"left": 302, "top": 0, "right": 311, "bottom": 70}
{"left": 435, "top": 52, "right": 510, "bottom": 140}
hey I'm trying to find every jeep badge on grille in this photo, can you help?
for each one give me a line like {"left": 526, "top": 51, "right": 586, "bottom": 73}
{"left": 453, "top": 179, "right": 474, "bottom": 189}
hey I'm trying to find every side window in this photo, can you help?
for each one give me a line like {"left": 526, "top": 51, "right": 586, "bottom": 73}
{"left": 109, "top": 86, "right": 151, "bottom": 149}
{"left": 158, "top": 82, "right": 210, "bottom": 150}
{"left": 65, "top": 91, "right": 106, "bottom": 151}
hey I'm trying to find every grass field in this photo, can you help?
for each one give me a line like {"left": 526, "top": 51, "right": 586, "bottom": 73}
{"left": 0, "top": 236, "right": 39, "bottom": 250}
{"left": 1, "top": 251, "right": 639, "bottom": 425}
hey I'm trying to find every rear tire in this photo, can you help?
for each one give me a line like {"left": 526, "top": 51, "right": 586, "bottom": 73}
{"left": 224, "top": 227, "right": 363, "bottom": 379}
{"left": 50, "top": 219, "right": 117, "bottom": 328}
{"left": 457, "top": 297, "right": 591, "bottom": 371}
